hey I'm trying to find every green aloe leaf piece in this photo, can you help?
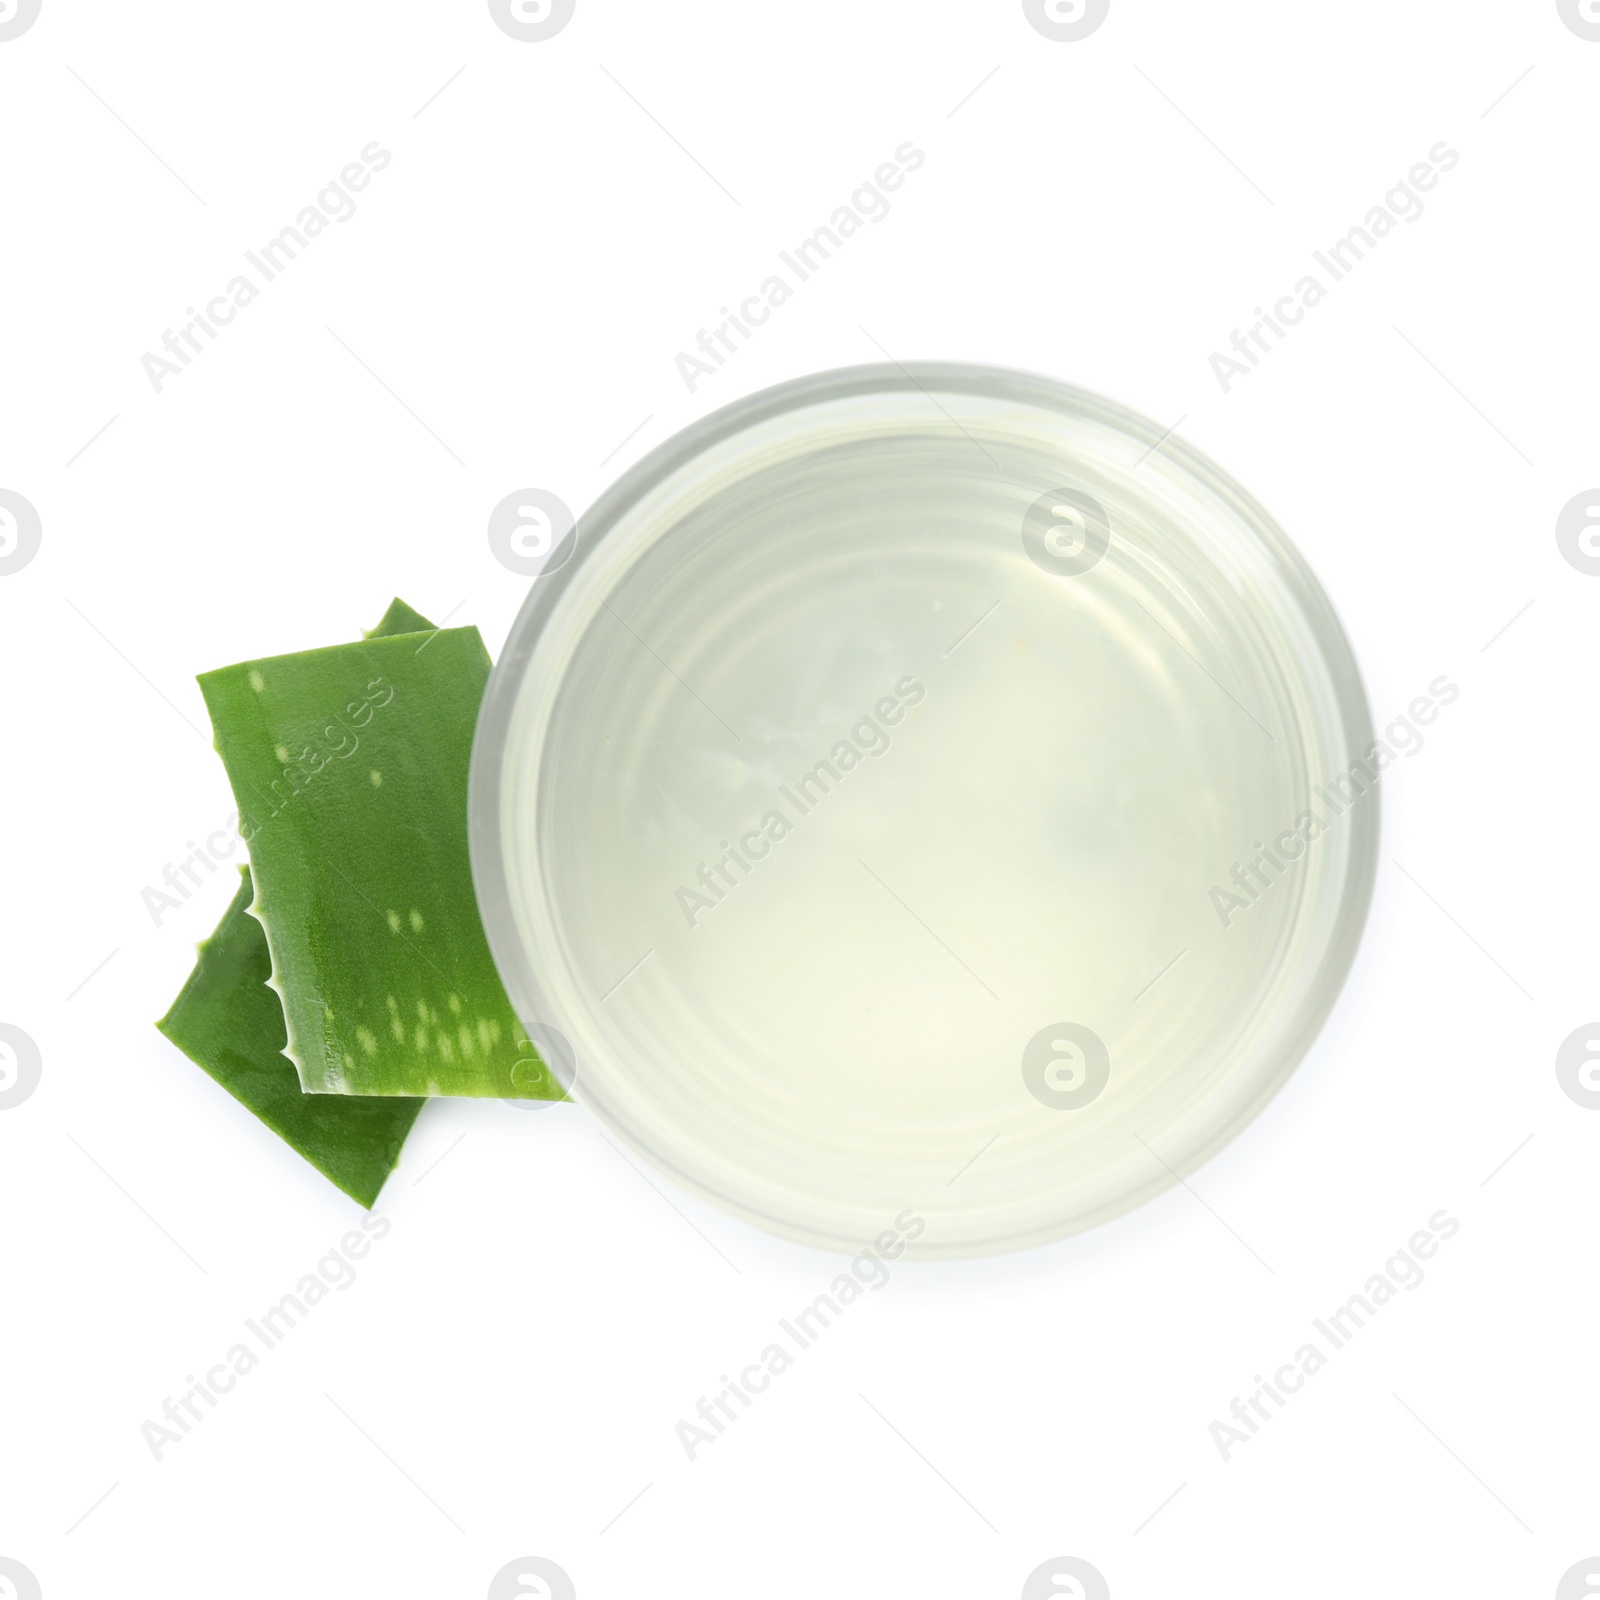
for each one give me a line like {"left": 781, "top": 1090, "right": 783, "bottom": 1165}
{"left": 155, "top": 599, "right": 438, "bottom": 1204}
{"left": 157, "top": 867, "right": 425, "bottom": 1206}
{"left": 197, "top": 610, "right": 551, "bottom": 1100}
{"left": 365, "top": 596, "right": 434, "bottom": 638}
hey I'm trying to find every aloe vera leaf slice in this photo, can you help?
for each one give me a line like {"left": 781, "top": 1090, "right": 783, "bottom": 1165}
{"left": 157, "top": 867, "right": 426, "bottom": 1205}
{"left": 197, "top": 624, "right": 549, "bottom": 1099}
{"left": 155, "top": 599, "right": 435, "bottom": 1203}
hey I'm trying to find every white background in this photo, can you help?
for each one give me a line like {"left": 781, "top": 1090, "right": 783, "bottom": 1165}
{"left": 1, "top": 2, "right": 1596, "bottom": 1596}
